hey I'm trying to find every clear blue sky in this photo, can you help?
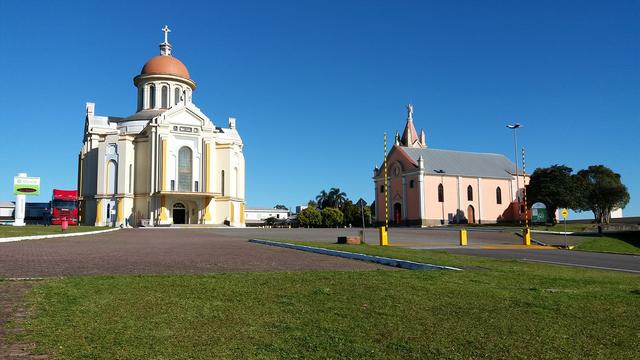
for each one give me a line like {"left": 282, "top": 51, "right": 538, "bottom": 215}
{"left": 0, "top": 0, "right": 638, "bottom": 217}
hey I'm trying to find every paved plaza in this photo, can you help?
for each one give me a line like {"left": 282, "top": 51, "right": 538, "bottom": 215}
{"left": 0, "top": 227, "right": 638, "bottom": 277}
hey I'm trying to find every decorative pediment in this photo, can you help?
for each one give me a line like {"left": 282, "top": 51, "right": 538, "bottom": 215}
{"left": 157, "top": 103, "right": 214, "bottom": 130}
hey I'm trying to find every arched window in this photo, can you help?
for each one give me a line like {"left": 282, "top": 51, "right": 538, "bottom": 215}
{"left": 106, "top": 160, "right": 117, "bottom": 194}
{"left": 149, "top": 85, "right": 156, "bottom": 108}
{"left": 174, "top": 87, "right": 181, "bottom": 105}
{"left": 161, "top": 85, "right": 168, "bottom": 108}
{"left": 467, "top": 185, "right": 473, "bottom": 201}
{"left": 178, "top": 147, "right": 192, "bottom": 192}
{"left": 409, "top": 180, "right": 415, "bottom": 188}
{"left": 137, "top": 87, "right": 143, "bottom": 110}
{"left": 438, "top": 184, "right": 444, "bottom": 202}
{"left": 496, "top": 187, "right": 502, "bottom": 204}
{"left": 234, "top": 167, "right": 239, "bottom": 197}
{"left": 221, "top": 170, "right": 225, "bottom": 196}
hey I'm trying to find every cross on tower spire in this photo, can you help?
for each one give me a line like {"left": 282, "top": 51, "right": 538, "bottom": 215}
{"left": 159, "top": 25, "right": 173, "bottom": 56}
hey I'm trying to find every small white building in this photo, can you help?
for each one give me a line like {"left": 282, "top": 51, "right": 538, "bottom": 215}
{"left": 244, "top": 207, "right": 289, "bottom": 226}
{"left": 0, "top": 201, "right": 15, "bottom": 222}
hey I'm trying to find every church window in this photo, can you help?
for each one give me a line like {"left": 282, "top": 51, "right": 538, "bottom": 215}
{"left": 178, "top": 147, "right": 193, "bottom": 192}
{"left": 221, "top": 170, "right": 225, "bottom": 196}
{"left": 128, "top": 164, "right": 132, "bottom": 193}
{"left": 409, "top": 180, "right": 414, "bottom": 188}
{"left": 106, "top": 160, "right": 117, "bottom": 194}
{"left": 195, "top": 181, "right": 199, "bottom": 192}
{"left": 174, "top": 87, "right": 181, "bottom": 105}
{"left": 171, "top": 180, "right": 175, "bottom": 191}
{"left": 380, "top": 185, "right": 384, "bottom": 193}
{"left": 467, "top": 185, "right": 473, "bottom": 201}
{"left": 161, "top": 85, "right": 168, "bottom": 108}
{"left": 496, "top": 187, "right": 502, "bottom": 204}
{"left": 149, "top": 85, "right": 156, "bottom": 108}
{"left": 438, "top": 184, "right": 444, "bottom": 202}
{"left": 137, "top": 87, "right": 143, "bottom": 111}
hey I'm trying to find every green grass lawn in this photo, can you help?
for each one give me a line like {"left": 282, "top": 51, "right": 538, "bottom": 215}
{"left": 10, "top": 244, "right": 640, "bottom": 359}
{"left": 0, "top": 225, "right": 110, "bottom": 238}
{"left": 574, "top": 232, "right": 640, "bottom": 255}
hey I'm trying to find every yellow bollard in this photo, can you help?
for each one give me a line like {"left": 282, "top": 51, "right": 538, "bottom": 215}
{"left": 459, "top": 228, "right": 467, "bottom": 246}
{"left": 523, "top": 227, "right": 531, "bottom": 246}
{"left": 379, "top": 226, "right": 388, "bottom": 246}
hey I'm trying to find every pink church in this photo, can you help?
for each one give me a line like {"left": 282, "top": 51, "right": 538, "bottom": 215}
{"left": 374, "top": 105, "right": 527, "bottom": 226}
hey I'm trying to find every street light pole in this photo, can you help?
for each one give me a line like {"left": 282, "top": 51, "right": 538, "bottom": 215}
{"left": 506, "top": 123, "right": 522, "bottom": 223}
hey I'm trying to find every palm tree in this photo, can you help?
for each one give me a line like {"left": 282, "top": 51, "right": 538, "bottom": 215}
{"left": 315, "top": 190, "right": 329, "bottom": 209}
{"left": 329, "top": 187, "right": 347, "bottom": 209}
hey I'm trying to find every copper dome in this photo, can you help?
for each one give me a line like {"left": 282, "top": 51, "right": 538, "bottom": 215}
{"left": 140, "top": 55, "right": 190, "bottom": 79}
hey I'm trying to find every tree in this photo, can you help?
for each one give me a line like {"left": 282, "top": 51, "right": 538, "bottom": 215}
{"left": 342, "top": 200, "right": 372, "bottom": 227}
{"left": 576, "top": 165, "right": 630, "bottom": 224}
{"left": 526, "top": 165, "right": 582, "bottom": 224}
{"left": 321, "top": 207, "right": 344, "bottom": 228}
{"left": 328, "top": 187, "right": 347, "bottom": 209}
{"left": 315, "top": 188, "right": 348, "bottom": 209}
{"left": 315, "top": 190, "right": 329, "bottom": 209}
{"left": 264, "top": 217, "right": 277, "bottom": 227}
{"left": 297, "top": 207, "right": 321, "bottom": 228}
{"left": 274, "top": 204, "right": 288, "bottom": 210}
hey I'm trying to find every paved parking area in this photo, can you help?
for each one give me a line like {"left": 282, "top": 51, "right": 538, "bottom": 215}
{"left": 0, "top": 229, "right": 384, "bottom": 278}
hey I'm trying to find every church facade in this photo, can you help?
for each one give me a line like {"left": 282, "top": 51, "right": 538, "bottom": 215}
{"left": 374, "top": 105, "right": 527, "bottom": 226}
{"left": 78, "top": 27, "right": 245, "bottom": 227}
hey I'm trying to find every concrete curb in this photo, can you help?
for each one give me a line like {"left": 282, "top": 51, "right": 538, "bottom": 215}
{"left": 0, "top": 228, "right": 120, "bottom": 243}
{"left": 249, "top": 239, "right": 462, "bottom": 271}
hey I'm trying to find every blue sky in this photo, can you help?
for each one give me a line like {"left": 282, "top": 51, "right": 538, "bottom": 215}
{"left": 0, "top": 0, "right": 638, "bottom": 217}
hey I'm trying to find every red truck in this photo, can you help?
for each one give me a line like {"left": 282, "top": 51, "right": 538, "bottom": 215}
{"left": 50, "top": 189, "right": 79, "bottom": 225}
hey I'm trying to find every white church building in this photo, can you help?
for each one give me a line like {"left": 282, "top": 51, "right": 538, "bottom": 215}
{"left": 78, "top": 27, "right": 246, "bottom": 227}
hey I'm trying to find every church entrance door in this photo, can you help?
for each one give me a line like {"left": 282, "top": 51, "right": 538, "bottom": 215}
{"left": 173, "top": 202, "right": 186, "bottom": 224}
{"left": 467, "top": 205, "right": 475, "bottom": 224}
{"left": 393, "top": 203, "right": 402, "bottom": 225}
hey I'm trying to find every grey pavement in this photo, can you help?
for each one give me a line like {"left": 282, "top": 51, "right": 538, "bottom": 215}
{"left": 1, "top": 227, "right": 637, "bottom": 277}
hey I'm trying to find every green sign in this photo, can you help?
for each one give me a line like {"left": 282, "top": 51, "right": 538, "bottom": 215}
{"left": 531, "top": 202, "right": 547, "bottom": 224}
{"left": 13, "top": 176, "right": 40, "bottom": 195}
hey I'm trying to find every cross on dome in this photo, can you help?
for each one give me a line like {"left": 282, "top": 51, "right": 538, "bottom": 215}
{"left": 162, "top": 25, "right": 171, "bottom": 44}
{"left": 159, "top": 25, "right": 173, "bottom": 56}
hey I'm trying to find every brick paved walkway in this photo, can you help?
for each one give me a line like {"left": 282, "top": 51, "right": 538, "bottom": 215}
{"left": 0, "top": 229, "right": 384, "bottom": 278}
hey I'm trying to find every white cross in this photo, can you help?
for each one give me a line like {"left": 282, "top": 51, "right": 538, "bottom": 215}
{"left": 162, "top": 25, "right": 171, "bottom": 43}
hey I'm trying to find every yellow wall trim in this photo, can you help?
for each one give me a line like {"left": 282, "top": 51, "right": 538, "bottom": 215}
{"left": 117, "top": 199, "right": 124, "bottom": 224}
{"left": 160, "top": 195, "right": 168, "bottom": 221}
{"left": 161, "top": 138, "right": 167, "bottom": 192}
{"left": 204, "top": 197, "right": 212, "bottom": 221}
{"left": 230, "top": 202, "right": 235, "bottom": 223}
{"left": 96, "top": 199, "right": 103, "bottom": 224}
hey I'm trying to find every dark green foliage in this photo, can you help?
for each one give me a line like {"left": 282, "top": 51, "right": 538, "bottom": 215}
{"left": 576, "top": 165, "right": 630, "bottom": 224}
{"left": 264, "top": 217, "right": 278, "bottom": 226}
{"left": 315, "top": 188, "right": 347, "bottom": 209}
{"left": 297, "top": 207, "right": 321, "bottom": 228}
{"left": 526, "top": 165, "right": 582, "bottom": 224}
{"left": 321, "top": 207, "right": 344, "bottom": 227}
{"left": 342, "top": 201, "right": 372, "bottom": 227}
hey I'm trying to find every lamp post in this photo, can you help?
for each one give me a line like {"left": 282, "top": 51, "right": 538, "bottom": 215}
{"left": 506, "top": 123, "right": 522, "bottom": 222}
